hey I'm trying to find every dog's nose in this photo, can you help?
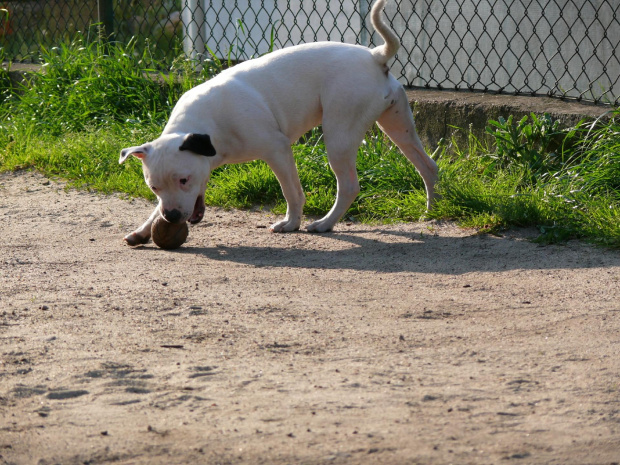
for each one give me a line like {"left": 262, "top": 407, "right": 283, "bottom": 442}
{"left": 162, "top": 208, "right": 183, "bottom": 223}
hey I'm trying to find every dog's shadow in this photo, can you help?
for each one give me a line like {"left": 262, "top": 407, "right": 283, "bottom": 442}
{"left": 167, "top": 229, "right": 617, "bottom": 275}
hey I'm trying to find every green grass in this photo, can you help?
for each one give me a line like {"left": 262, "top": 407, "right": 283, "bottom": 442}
{"left": 0, "top": 31, "right": 618, "bottom": 247}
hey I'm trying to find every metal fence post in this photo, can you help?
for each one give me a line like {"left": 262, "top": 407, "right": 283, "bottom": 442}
{"left": 97, "top": 0, "right": 114, "bottom": 38}
{"left": 359, "top": 0, "right": 370, "bottom": 46}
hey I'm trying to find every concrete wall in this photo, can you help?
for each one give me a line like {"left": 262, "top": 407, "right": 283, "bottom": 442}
{"left": 407, "top": 88, "right": 611, "bottom": 150}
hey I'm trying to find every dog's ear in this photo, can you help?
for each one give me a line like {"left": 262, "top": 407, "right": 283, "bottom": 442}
{"left": 119, "top": 145, "right": 150, "bottom": 164}
{"left": 179, "top": 133, "right": 217, "bottom": 157}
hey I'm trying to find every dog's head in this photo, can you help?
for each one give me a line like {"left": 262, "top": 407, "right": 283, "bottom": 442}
{"left": 119, "top": 133, "right": 217, "bottom": 225}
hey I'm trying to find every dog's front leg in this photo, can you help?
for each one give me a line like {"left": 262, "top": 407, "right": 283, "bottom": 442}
{"left": 124, "top": 204, "right": 160, "bottom": 246}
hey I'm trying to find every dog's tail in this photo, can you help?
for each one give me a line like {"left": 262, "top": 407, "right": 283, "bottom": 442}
{"left": 370, "top": 0, "right": 400, "bottom": 66}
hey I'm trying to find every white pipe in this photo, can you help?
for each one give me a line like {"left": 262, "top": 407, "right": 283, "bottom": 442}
{"left": 181, "top": 0, "right": 205, "bottom": 61}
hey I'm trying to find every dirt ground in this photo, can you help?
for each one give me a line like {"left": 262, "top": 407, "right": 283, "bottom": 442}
{"left": 1, "top": 170, "right": 619, "bottom": 465}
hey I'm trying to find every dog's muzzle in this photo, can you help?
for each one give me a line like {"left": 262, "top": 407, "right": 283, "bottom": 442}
{"left": 162, "top": 208, "right": 183, "bottom": 223}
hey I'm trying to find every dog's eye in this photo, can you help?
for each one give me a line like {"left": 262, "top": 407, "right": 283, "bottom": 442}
{"left": 180, "top": 178, "right": 188, "bottom": 185}
{"left": 150, "top": 185, "right": 158, "bottom": 192}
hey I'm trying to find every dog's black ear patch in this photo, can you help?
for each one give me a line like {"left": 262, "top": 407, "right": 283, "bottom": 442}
{"left": 179, "top": 133, "right": 216, "bottom": 157}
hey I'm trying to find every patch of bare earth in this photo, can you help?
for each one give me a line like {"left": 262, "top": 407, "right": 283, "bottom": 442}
{"left": 1, "top": 171, "right": 619, "bottom": 465}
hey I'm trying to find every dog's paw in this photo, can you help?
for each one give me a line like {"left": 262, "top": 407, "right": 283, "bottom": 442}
{"left": 305, "top": 220, "right": 334, "bottom": 233}
{"left": 270, "top": 218, "right": 301, "bottom": 233}
{"left": 123, "top": 232, "right": 151, "bottom": 246}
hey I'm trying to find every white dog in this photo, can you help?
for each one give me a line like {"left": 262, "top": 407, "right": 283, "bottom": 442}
{"left": 119, "top": 0, "right": 438, "bottom": 246}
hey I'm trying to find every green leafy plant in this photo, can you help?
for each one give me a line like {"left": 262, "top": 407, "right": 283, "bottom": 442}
{"left": 485, "top": 113, "right": 583, "bottom": 182}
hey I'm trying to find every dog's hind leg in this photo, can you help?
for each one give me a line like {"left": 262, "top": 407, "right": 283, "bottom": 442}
{"left": 377, "top": 86, "right": 438, "bottom": 211}
{"left": 265, "top": 144, "right": 306, "bottom": 233}
{"left": 305, "top": 133, "right": 361, "bottom": 233}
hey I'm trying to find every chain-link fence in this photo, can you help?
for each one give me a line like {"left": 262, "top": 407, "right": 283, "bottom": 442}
{"left": 1, "top": 0, "right": 618, "bottom": 105}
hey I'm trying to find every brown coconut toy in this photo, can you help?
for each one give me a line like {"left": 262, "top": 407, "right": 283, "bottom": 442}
{"left": 151, "top": 215, "right": 189, "bottom": 249}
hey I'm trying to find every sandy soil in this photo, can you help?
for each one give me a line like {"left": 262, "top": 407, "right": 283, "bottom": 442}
{"left": 1, "top": 170, "right": 619, "bottom": 465}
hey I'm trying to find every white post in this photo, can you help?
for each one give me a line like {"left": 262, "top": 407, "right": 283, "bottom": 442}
{"left": 181, "top": 0, "right": 205, "bottom": 61}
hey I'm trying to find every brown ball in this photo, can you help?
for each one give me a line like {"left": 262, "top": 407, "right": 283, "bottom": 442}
{"left": 151, "top": 215, "right": 189, "bottom": 249}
